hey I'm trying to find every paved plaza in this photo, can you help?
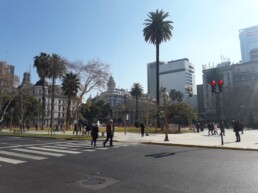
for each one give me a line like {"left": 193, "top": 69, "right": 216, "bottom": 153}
{"left": 2, "top": 128, "right": 258, "bottom": 151}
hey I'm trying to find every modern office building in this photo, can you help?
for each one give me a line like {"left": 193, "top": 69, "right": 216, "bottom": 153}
{"left": 239, "top": 25, "right": 258, "bottom": 63}
{"left": 147, "top": 58, "right": 196, "bottom": 105}
{"left": 200, "top": 60, "right": 258, "bottom": 124}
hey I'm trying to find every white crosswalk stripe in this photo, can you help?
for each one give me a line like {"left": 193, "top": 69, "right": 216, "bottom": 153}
{"left": 12, "top": 148, "right": 65, "bottom": 157}
{"left": 42, "top": 146, "right": 78, "bottom": 150}
{"left": 0, "top": 150, "right": 46, "bottom": 160}
{"left": 0, "top": 141, "right": 135, "bottom": 166}
{"left": 0, "top": 156, "right": 26, "bottom": 164}
{"left": 27, "top": 147, "right": 81, "bottom": 154}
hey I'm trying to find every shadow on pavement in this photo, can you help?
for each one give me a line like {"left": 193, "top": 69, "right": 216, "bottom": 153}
{"left": 144, "top": 148, "right": 203, "bottom": 158}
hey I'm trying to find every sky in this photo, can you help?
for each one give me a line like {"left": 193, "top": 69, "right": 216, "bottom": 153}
{"left": 1, "top": 0, "right": 258, "bottom": 97}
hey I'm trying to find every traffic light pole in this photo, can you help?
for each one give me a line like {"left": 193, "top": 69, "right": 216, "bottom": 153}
{"left": 210, "top": 80, "right": 224, "bottom": 145}
{"left": 216, "top": 92, "right": 223, "bottom": 145}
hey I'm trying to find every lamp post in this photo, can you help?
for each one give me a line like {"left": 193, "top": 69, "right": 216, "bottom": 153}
{"left": 161, "top": 88, "right": 169, "bottom": 141}
{"left": 145, "top": 94, "right": 150, "bottom": 136}
{"left": 185, "top": 85, "right": 193, "bottom": 130}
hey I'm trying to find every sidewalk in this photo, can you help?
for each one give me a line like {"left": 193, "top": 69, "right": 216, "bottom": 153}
{"left": 2, "top": 129, "right": 258, "bottom": 151}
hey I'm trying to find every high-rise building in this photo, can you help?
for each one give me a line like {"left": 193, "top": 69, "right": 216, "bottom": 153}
{"left": 239, "top": 25, "right": 258, "bottom": 63}
{"left": 199, "top": 60, "right": 258, "bottom": 123}
{"left": 147, "top": 58, "right": 196, "bottom": 104}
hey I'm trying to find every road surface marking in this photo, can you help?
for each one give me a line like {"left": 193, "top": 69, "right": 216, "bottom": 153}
{"left": 12, "top": 148, "right": 64, "bottom": 157}
{"left": 0, "top": 156, "right": 26, "bottom": 164}
{"left": 83, "top": 149, "right": 96, "bottom": 152}
{"left": 0, "top": 150, "right": 46, "bottom": 160}
{"left": 42, "top": 146, "right": 78, "bottom": 150}
{"left": 28, "top": 147, "right": 81, "bottom": 154}
{"left": 96, "top": 148, "right": 109, "bottom": 150}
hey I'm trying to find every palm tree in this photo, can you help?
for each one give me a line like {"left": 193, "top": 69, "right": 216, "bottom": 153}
{"left": 33, "top": 52, "right": 51, "bottom": 130}
{"left": 61, "top": 72, "right": 80, "bottom": 130}
{"left": 143, "top": 9, "right": 173, "bottom": 106}
{"left": 48, "top": 54, "right": 67, "bottom": 135}
{"left": 130, "top": 83, "right": 143, "bottom": 123}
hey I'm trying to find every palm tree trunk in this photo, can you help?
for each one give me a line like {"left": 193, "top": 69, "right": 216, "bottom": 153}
{"left": 156, "top": 43, "right": 160, "bottom": 105}
{"left": 50, "top": 77, "right": 55, "bottom": 135}
{"left": 136, "top": 96, "right": 138, "bottom": 122}
{"left": 41, "top": 79, "right": 46, "bottom": 130}
{"left": 156, "top": 43, "right": 160, "bottom": 128}
{"left": 66, "top": 99, "right": 71, "bottom": 130}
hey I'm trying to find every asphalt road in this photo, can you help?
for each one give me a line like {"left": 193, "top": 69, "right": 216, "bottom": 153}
{"left": 0, "top": 136, "right": 258, "bottom": 193}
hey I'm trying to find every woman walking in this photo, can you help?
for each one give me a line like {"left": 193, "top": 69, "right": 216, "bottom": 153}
{"left": 91, "top": 123, "right": 99, "bottom": 146}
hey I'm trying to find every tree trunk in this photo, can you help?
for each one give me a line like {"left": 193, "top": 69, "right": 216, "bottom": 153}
{"left": 156, "top": 43, "right": 160, "bottom": 128}
{"left": 50, "top": 77, "right": 55, "bottom": 135}
{"left": 41, "top": 79, "right": 46, "bottom": 130}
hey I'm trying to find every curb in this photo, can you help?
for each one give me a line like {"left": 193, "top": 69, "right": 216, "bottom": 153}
{"left": 141, "top": 142, "right": 258, "bottom": 152}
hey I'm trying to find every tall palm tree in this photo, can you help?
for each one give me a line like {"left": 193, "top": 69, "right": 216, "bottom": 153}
{"left": 61, "top": 72, "right": 80, "bottom": 130}
{"left": 48, "top": 54, "right": 67, "bottom": 135}
{"left": 33, "top": 52, "right": 51, "bottom": 130}
{"left": 130, "top": 83, "right": 143, "bottom": 123}
{"left": 143, "top": 9, "right": 173, "bottom": 106}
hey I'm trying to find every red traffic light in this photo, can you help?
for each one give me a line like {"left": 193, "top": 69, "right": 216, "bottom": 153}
{"left": 210, "top": 80, "right": 216, "bottom": 86}
{"left": 217, "top": 79, "right": 223, "bottom": 85}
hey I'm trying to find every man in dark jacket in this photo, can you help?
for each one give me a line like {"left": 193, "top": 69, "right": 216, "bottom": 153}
{"left": 233, "top": 120, "right": 241, "bottom": 142}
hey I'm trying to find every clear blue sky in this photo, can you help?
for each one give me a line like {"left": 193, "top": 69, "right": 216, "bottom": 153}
{"left": 1, "top": 0, "right": 257, "bottom": 96}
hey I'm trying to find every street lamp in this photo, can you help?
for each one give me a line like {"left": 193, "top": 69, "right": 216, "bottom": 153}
{"left": 185, "top": 85, "right": 193, "bottom": 130}
{"left": 161, "top": 88, "right": 169, "bottom": 141}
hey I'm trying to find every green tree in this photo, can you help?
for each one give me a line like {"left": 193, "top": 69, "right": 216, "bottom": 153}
{"left": 167, "top": 102, "right": 197, "bottom": 125}
{"left": 169, "top": 89, "right": 183, "bottom": 102}
{"left": 130, "top": 83, "right": 143, "bottom": 123}
{"left": 81, "top": 99, "right": 112, "bottom": 123}
{"left": 143, "top": 9, "right": 173, "bottom": 105}
{"left": 48, "top": 54, "right": 67, "bottom": 134}
{"left": 33, "top": 52, "right": 51, "bottom": 129}
{"left": 61, "top": 72, "right": 80, "bottom": 130}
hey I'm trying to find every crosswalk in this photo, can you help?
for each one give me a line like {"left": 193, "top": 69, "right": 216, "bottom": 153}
{"left": 0, "top": 141, "right": 137, "bottom": 167}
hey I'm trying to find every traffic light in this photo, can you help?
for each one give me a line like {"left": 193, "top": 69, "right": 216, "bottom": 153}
{"left": 210, "top": 80, "right": 216, "bottom": 93}
{"left": 218, "top": 79, "right": 223, "bottom": 92}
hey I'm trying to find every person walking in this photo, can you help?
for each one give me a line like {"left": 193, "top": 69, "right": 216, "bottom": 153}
{"left": 140, "top": 122, "right": 145, "bottom": 137}
{"left": 103, "top": 120, "right": 114, "bottom": 147}
{"left": 233, "top": 120, "right": 241, "bottom": 142}
{"left": 73, "top": 123, "right": 78, "bottom": 136}
{"left": 91, "top": 123, "right": 99, "bottom": 146}
{"left": 240, "top": 121, "right": 244, "bottom": 134}
{"left": 220, "top": 121, "right": 225, "bottom": 136}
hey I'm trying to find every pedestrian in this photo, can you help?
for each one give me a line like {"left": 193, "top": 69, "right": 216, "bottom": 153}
{"left": 208, "top": 122, "right": 212, "bottom": 135}
{"left": 91, "top": 123, "right": 99, "bottom": 146}
{"left": 55, "top": 123, "right": 59, "bottom": 132}
{"left": 35, "top": 123, "right": 38, "bottom": 131}
{"left": 220, "top": 121, "right": 225, "bottom": 136}
{"left": 233, "top": 120, "right": 241, "bottom": 142}
{"left": 73, "top": 123, "right": 78, "bottom": 136}
{"left": 140, "top": 122, "right": 145, "bottom": 137}
{"left": 26, "top": 123, "right": 30, "bottom": 132}
{"left": 196, "top": 122, "right": 200, "bottom": 133}
{"left": 103, "top": 120, "right": 114, "bottom": 147}
{"left": 214, "top": 123, "right": 218, "bottom": 135}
